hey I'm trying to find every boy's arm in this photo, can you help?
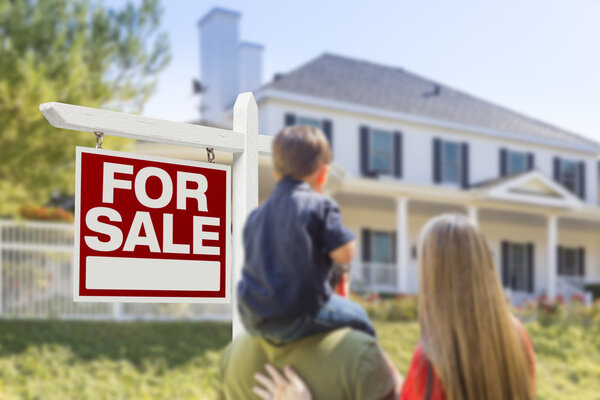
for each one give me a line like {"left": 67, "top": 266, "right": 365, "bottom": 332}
{"left": 329, "top": 240, "right": 355, "bottom": 265}
{"left": 320, "top": 197, "right": 355, "bottom": 262}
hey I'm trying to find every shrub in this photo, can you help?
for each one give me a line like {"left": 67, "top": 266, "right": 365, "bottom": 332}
{"left": 19, "top": 205, "right": 74, "bottom": 222}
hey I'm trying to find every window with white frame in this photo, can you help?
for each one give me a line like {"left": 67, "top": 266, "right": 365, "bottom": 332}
{"left": 558, "top": 159, "right": 579, "bottom": 194}
{"left": 369, "top": 129, "right": 395, "bottom": 174}
{"left": 507, "top": 151, "right": 527, "bottom": 174}
{"left": 441, "top": 140, "right": 461, "bottom": 183}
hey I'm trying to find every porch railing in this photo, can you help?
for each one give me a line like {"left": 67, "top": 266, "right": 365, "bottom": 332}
{"left": 0, "top": 220, "right": 231, "bottom": 321}
{"left": 356, "top": 262, "right": 398, "bottom": 293}
{"left": 556, "top": 276, "right": 593, "bottom": 305}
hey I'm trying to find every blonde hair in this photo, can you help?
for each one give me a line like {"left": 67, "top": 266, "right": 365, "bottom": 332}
{"left": 418, "top": 214, "right": 534, "bottom": 400}
{"left": 272, "top": 125, "right": 332, "bottom": 179}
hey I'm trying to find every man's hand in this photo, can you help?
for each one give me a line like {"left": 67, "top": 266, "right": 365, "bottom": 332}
{"left": 253, "top": 364, "right": 312, "bottom": 400}
{"left": 329, "top": 240, "right": 355, "bottom": 265}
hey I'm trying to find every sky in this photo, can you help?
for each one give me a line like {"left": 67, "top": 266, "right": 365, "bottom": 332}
{"left": 109, "top": 0, "right": 600, "bottom": 143}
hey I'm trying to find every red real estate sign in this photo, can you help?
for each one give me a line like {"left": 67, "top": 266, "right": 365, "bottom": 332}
{"left": 74, "top": 148, "right": 231, "bottom": 303}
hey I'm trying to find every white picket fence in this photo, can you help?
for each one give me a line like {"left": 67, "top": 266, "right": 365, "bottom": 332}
{"left": 0, "top": 219, "right": 231, "bottom": 321}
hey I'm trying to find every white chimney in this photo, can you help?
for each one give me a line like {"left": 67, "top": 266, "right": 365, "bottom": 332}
{"left": 239, "top": 42, "right": 264, "bottom": 93}
{"left": 198, "top": 8, "right": 241, "bottom": 125}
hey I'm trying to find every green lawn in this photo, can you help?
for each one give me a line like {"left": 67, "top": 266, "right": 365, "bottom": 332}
{"left": 0, "top": 319, "right": 597, "bottom": 399}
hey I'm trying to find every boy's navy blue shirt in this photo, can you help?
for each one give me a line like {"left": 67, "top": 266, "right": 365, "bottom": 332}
{"left": 237, "top": 176, "right": 355, "bottom": 329}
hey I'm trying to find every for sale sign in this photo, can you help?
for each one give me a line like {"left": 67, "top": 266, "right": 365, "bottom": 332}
{"left": 74, "top": 148, "right": 230, "bottom": 303}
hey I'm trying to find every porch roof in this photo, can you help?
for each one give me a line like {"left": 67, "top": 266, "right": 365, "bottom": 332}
{"left": 331, "top": 166, "right": 600, "bottom": 220}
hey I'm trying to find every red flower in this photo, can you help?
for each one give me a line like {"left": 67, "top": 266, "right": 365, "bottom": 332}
{"left": 571, "top": 293, "right": 585, "bottom": 304}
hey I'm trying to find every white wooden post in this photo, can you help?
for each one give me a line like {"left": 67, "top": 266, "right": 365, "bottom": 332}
{"left": 112, "top": 302, "right": 122, "bottom": 320}
{"left": 468, "top": 206, "right": 478, "bottom": 226}
{"left": 396, "top": 197, "right": 409, "bottom": 293}
{"left": 547, "top": 215, "right": 557, "bottom": 300}
{"left": 231, "top": 93, "right": 259, "bottom": 338}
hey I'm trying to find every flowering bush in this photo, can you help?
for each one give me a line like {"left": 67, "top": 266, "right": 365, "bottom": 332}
{"left": 351, "top": 291, "right": 600, "bottom": 329}
{"left": 19, "top": 205, "right": 74, "bottom": 222}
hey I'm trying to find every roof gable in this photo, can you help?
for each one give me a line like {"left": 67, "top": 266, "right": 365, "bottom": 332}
{"left": 476, "top": 170, "right": 583, "bottom": 209}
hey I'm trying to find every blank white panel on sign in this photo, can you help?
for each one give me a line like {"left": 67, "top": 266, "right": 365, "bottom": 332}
{"left": 86, "top": 256, "right": 221, "bottom": 291}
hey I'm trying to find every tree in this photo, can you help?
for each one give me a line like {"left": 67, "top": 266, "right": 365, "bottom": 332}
{"left": 0, "top": 0, "right": 170, "bottom": 216}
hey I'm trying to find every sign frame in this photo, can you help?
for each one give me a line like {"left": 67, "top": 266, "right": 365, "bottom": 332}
{"left": 73, "top": 146, "right": 232, "bottom": 304}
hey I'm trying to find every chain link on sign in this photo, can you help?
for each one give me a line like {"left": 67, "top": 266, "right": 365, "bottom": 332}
{"left": 206, "top": 147, "right": 215, "bottom": 163}
{"left": 93, "top": 131, "right": 104, "bottom": 149}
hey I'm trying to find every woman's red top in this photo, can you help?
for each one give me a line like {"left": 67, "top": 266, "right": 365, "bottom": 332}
{"left": 399, "top": 320, "right": 536, "bottom": 400}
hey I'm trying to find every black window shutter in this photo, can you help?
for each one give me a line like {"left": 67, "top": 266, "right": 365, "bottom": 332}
{"left": 284, "top": 113, "right": 296, "bottom": 126}
{"left": 360, "top": 126, "right": 371, "bottom": 177}
{"left": 527, "top": 243, "right": 534, "bottom": 293}
{"left": 433, "top": 138, "right": 442, "bottom": 183}
{"left": 501, "top": 241, "right": 509, "bottom": 287}
{"left": 578, "top": 161, "right": 586, "bottom": 200}
{"left": 361, "top": 229, "right": 372, "bottom": 262}
{"left": 527, "top": 153, "right": 535, "bottom": 170}
{"left": 391, "top": 232, "right": 397, "bottom": 263}
{"left": 578, "top": 247, "right": 585, "bottom": 277}
{"left": 461, "top": 142, "right": 469, "bottom": 189}
{"left": 557, "top": 246, "right": 564, "bottom": 275}
{"left": 500, "top": 148, "right": 508, "bottom": 176}
{"left": 322, "top": 119, "right": 333, "bottom": 149}
{"left": 553, "top": 157, "right": 561, "bottom": 181}
{"left": 393, "top": 131, "right": 403, "bottom": 178}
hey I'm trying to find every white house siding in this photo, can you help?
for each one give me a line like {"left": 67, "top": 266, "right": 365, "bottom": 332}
{"left": 257, "top": 98, "right": 599, "bottom": 206}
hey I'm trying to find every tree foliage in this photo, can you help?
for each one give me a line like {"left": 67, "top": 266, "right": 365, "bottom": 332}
{"left": 0, "top": 0, "right": 170, "bottom": 216}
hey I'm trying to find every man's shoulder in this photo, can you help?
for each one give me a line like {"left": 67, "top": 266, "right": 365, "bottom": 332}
{"left": 225, "top": 328, "right": 377, "bottom": 361}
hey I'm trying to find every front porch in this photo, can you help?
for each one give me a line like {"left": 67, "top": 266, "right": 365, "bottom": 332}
{"left": 333, "top": 171, "right": 600, "bottom": 304}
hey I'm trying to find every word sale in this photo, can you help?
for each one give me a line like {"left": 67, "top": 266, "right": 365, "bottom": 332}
{"left": 84, "top": 162, "right": 220, "bottom": 255}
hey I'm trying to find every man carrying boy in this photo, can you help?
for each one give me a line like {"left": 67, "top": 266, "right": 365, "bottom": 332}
{"left": 237, "top": 125, "right": 375, "bottom": 342}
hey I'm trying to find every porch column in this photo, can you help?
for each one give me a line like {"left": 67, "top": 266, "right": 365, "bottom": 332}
{"left": 396, "top": 198, "right": 409, "bottom": 293}
{"left": 547, "top": 215, "right": 557, "bottom": 300}
{"left": 468, "top": 206, "right": 478, "bottom": 226}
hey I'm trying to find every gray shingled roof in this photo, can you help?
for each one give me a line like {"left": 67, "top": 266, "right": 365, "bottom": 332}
{"left": 262, "top": 53, "right": 598, "bottom": 149}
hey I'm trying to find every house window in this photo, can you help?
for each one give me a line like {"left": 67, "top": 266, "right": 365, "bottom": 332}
{"left": 296, "top": 116, "right": 322, "bottom": 128}
{"left": 558, "top": 159, "right": 579, "bottom": 194}
{"left": 369, "top": 129, "right": 395, "bottom": 174}
{"left": 441, "top": 140, "right": 461, "bottom": 184}
{"left": 507, "top": 243, "right": 529, "bottom": 292}
{"left": 371, "top": 232, "right": 394, "bottom": 263}
{"left": 558, "top": 247, "right": 582, "bottom": 276}
{"left": 507, "top": 151, "right": 527, "bottom": 174}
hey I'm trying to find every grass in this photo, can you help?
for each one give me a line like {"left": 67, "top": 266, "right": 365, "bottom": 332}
{"left": 0, "top": 319, "right": 597, "bottom": 399}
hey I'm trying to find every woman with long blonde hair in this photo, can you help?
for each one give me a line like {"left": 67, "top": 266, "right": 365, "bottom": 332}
{"left": 253, "top": 213, "right": 536, "bottom": 400}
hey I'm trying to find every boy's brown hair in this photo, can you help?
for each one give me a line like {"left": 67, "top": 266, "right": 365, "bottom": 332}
{"left": 272, "top": 125, "right": 332, "bottom": 179}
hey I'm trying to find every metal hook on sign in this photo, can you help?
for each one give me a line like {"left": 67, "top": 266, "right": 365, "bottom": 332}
{"left": 93, "top": 131, "right": 104, "bottom": 149}
{"left": 206, "top": 147, "right": 215, "bottom": 163}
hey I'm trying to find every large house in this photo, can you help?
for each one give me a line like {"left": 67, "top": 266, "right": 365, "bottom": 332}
{"left": 145, "top": 8, "right": 600, "bottom": 303}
